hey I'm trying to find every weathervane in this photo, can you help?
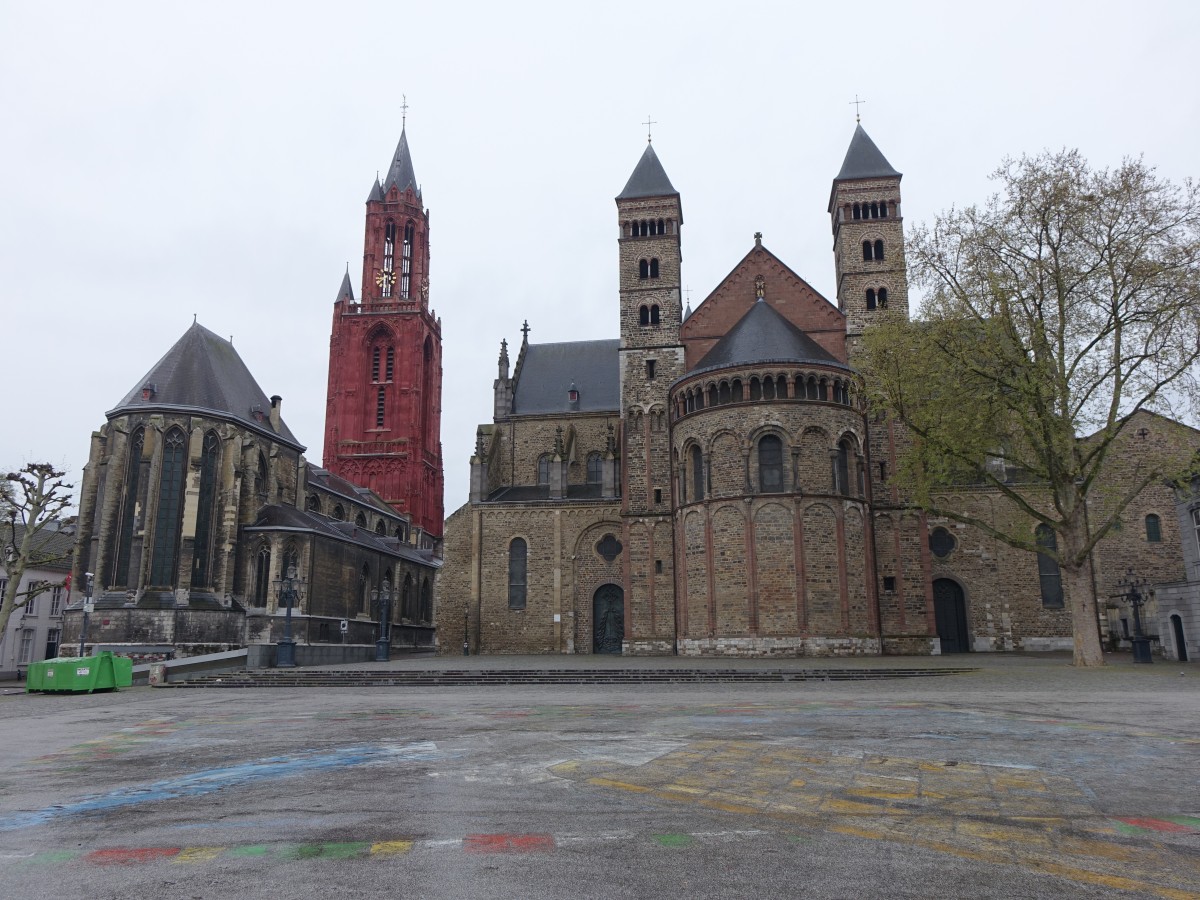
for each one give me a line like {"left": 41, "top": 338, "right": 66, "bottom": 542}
{"left": 850, "top": 95, "right": 866, "bottom": 124}
{"left": 401, "top": 94, "right": 409, "bottom": 128}
{"left": 643, "top": 114, "right": 657, "bottom": 143}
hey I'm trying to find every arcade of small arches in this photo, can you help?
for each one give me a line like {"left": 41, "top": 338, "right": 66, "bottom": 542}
{"left": 623, "top": 218, "right": 675, "bottom": 237}
{"left": 536, "top": 451, "right": 607, "bottom": 485}
{"left": 673, "top": 370, "right": 855, "bottom": 419}
{"left": 849, "top": 200, "right": 895, "bottom": 220}
{"left": 677, "top": 427, "right": 866, "bottom": 504}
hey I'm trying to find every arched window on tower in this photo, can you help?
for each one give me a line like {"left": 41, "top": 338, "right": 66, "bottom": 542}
{"left": 149, "top": 427, "right": 188, "bottom": 587}
{"left": 376, "top": 386, "right": 386, "bottom": 428}
{"left": 650, "top": 304, "right": 660, "bottom": 324}
{"left": 862, "top": 240, "right": 873, "bottom": 261}
{"left": 874, "top": 239, "right": 884, "bottom": 260}
{"left": 639, "top": 305, "right": 650, "bottom": 326}
{"left": 192, "top": 430, "right": 220, "bottom": 588}
{"left": 382, "top": 221, "right": 396, "bottom": 298}
{"left": 852, "top": 202, "right": 861, "bottom": 220}
{"left": 508, "top": 538, "right": 528, "bottom": 609}
{"left": 649, "top": 258, "right": 660, "bottom": 278}
{"left": 421, "top": 335, "right": 434, "bottom": 448}
{"left": 759, "top": 435, "right": 784, "bottom": 493}
{"left": 878, "top": 287, "right": 888, "bottom": 308}
{"left": 690, "top": 445, "right": 704, "bottom": 501}
{"left": 866, "top": 289, "right": 877, "bottom": 310}
{"left": 870, "top": 201, "right": 880, "bottom": 218}
{"left": 401, "top": 221, "right": 414, "bottom": 299}
{"left": 386, "top": 346, "right": 394, "bottom": 382}
{"left": 880, "top": 201, "right": 888, "bottom": 218}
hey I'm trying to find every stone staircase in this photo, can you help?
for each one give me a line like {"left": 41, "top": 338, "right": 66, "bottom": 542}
{"left": 168, "top": 665, "right": 978, "bottom": 688}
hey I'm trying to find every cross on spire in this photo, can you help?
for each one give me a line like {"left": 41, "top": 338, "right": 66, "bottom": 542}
{"left": 643, "top": 114, "right": 657, "bottom": 143}
{"left": 400, "top": 94, "right": 409, "bottom": 128}
{"left": 850, "top": 95, "right": 866, "bottom": 124}
{"left": 521, "top": 319, "right": 531, "bottom": 343}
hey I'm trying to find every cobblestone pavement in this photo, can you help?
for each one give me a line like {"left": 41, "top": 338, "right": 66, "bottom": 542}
{"left": 0, "top": 654, "right": 1196, "bottom": 899}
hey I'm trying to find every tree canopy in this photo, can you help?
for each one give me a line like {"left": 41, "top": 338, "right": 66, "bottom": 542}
{"left": 861, "top": 150, "right": 1200, "bottom": 666}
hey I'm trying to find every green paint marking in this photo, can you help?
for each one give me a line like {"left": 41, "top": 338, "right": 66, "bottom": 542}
{"left": 26, "top": 850, "right": 79, "bottom": 864}
{"left": 279, "top": 842, "right": 369, "bottom": 860}
{"left": 1165, "top": 816, "right": 1200, "bottom": 828}
{"left": 786, "top": 834, "right": 814, "bottom": 844}
{"left": 1114, "top": 823, "right": 1144, "bottom": 835}
{"left": 226, "top": 845, "right": 272, "bottom": 858}
{"left": 652, "top": 834, "right": 692, "bottom": 848}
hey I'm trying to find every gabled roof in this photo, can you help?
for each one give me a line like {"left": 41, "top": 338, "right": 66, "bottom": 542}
{"left": 107, "top": 322, "right": 303, "bottom": 449}
{"left": 834, "top": 124, "right": 901, "bottom": 182}
{"left": 383, "top": 129, "right": 420, "bottom": 198}
{"left": 617, "top": 143, "right": 678, "bottom": 200}
{"left": 335, "top": 271, "right": 355, "bottom": 304}
{"left": 694, "top": 300, "right": 844, "bottom": 373}
{"left": 306, "top": 463, "right": 398, "bottom": 518}
{"left": 511, "top": 340, "right": 620, "bottom": 415}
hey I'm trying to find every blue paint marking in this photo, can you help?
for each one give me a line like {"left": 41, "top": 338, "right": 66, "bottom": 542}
{"left": 0, "top": 742, "right": 451, "bottom": 832}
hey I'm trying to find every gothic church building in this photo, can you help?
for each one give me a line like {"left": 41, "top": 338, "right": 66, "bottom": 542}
{"left": 443, "top": 127, "right": 1196, "bottom": 657}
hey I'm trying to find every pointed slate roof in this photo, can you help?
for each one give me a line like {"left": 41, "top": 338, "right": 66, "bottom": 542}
{"left": 108, "top": 322, "right": 304, "bottom": 449}
{"left": 617, "top": 143, "right": 678, "bottom": 199}
{"left": 383, "top": 129, "right": 420, "bottom": 198}
{"left": 367, "top": 178, "right": 384, "bottom": 202}
{"left": 694, "top": 301, "right": 844, "bottom": 373}
{"left": 834, "top": 124, "right": 901, "bottom": 181}
{"left": 335, "top": 271, "right": 355, "bottom": 304}
{"left": 512, "top": 340, "right": 620, "bottom": 414}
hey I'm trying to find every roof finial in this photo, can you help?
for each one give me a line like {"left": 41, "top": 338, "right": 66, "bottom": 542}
{"left": 643, "top": 114, "right": 657, "bottom": 143}
{"left": 193, "top": 313, "right": 197, "bottom": 324}
{"left": 521, "top": 319, "right": 531, "bottom": 343}
{"left": 400, "top": 94, "right": 409, "bottom": 129}
{"left": 754, "top": 232, "right": 763, "bottom": 248}
{"left": 345, "top": 261, "right": 350, "bottom": 275}
{"left": 850, "top": 94, "right": 866, "bottom": 124}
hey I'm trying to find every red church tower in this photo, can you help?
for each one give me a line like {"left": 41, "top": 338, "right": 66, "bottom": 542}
{"left": 323, "top": 127, "right": 444, "bottom": 538}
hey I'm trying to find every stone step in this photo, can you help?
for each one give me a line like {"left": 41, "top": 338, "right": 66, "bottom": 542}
{"left": 168, "top": 667, "right": 977, "bottom": 688}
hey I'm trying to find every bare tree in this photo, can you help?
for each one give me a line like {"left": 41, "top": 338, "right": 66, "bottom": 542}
{"left": 0, "top": 463, "right": 76, "bottom": 638}
{"left": 861, "top": 150, "right": 1200, "bottom": 667}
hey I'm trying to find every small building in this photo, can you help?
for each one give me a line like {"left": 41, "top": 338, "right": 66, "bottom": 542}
{"left": 0, "top": 523, "right": 73, "bottom": 678}
{"left": 1151, "top": 473, "right": 1200, "bottom": 661}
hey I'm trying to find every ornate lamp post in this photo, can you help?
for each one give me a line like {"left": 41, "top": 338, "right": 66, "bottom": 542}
{"left": 273, "top": 565, "right": 305, "bottom": 668}
{"left": 1118, "top": 569, "right": 1154, "bottom": 664}
{"left": 463, "top": 607, "right": 469, "bottom": 656}
{"left": 373, "top": 578, "right": 392, "bottom": 662}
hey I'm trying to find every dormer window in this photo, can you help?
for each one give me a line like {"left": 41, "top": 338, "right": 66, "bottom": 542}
{"left": 140, "top": 383, "right": 156, "bottom": 401}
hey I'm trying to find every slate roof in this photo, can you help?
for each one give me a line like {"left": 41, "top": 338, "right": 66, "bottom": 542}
{"left": 693, "top": 301, "right": 846, "bottom": 373}
{"left": 306, "top": 463, "right": 398, "bottom": 518}
{"left": 834, "top": 124, "right": 901, "bottom": 181}
{"left": 245, "top": 505, "right": 439, "bottom": 567}
{"left": 108, "top": 322, "right": 303, "bottom": 449}
{"left": 335, "top": 271, "right": 355, "bottom": 304}
{"left": 367, "top": 178, "right": 384, "bottom": 202}
{"left": 617, "top": 143, "right": 678, "bottom": 199}
{"left": 511, "top": 340, "right": 620, "bottom": 415}
{"left": 383, "top": 129, "right": 420, "bottom": 198}
{"left": 2, "top": 523, "right": 75, "bottom": 573}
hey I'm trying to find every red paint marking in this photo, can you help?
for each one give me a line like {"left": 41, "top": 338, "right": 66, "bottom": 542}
{"left": 463, "top": 834, "right": 555, "bottom": 853}
{"left": 1116, "top": 817, "right": 1195, "bottom": 834}
{"left": 87, "top": 847, "right": 181, "bottom": 865}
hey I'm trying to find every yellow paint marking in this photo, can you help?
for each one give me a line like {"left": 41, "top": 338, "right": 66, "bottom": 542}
{"left": 822, "top": 799, "right": 884, "bottom": 814}
{"left": 1030, "top": 859, "right": 1199, "bottom": 900}
{"left": 847, "top": 789, "right": 916, "bottom": 801}
{"left": 661, "top": 784, "right": 705, "bottom": 795}
{"left": 174, "top": 847, "right": 223, "bottom": 863}
{"left": 588, "top": 777, "right": 652, "bottom": 794}
{"left": 830, "top": 824, "right": 891, "bottom": 841}
{"left": 370, "top": 841, "right": 414, "bottom": 856}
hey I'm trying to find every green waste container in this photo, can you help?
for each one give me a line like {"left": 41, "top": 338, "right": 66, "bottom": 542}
{"left": 26, "top": 652, "right": 133, "bottom": 694}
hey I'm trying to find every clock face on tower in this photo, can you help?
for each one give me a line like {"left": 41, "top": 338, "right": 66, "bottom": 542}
{"left": 376, "top": 269, "right": 397, "bottom": 289}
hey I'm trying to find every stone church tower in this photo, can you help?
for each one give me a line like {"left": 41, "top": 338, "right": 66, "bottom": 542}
{"left": 323, "top": 129, "right": 445, "bottom": 538}
{"left": 616, "top": 142, "right": 685, "bottom": 653}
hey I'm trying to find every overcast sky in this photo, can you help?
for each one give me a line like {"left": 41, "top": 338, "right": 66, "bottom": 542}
{"left": 3, "top": 1, "right": 1198, "bottom": 515}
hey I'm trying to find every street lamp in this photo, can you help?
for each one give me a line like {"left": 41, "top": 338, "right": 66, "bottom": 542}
{"left": 463, "top": 607, "right": 469, "bottom": 656}
{"left": 372, "top": 578, "right": 392, "bottom": 662}
{"left": 273, "top": 565, "right": 305, "bottom": 668}
{"left": 1118, "top": 569, "right": 1154, "bottom": 664}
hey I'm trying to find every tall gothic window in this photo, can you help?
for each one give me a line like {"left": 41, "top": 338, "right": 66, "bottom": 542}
{"left": 420, "top": 577, "right": 432, "bottom": 622}
{"left": 537, "top": 454, "right": 550, "bottom": 485}
{"left": 587, "top": 452, "right": 603, "bottom": 485}
{"left": 690, "top": 445, "right": 704, "bottom": 501}
{"left": 421, "top": 336, "right": 434, "bottom": 445}
{"left": 382, "top": 220, "right": 396, "bottom": 297}
{"left": 835, "top": 439, "right": 852, "bottom": 496}
{"left": 759, "top": 435, "right": 783, "bottom": 493}
{"left": 376, "top": 386, "right": 386, "bottom": 428}
{"left": 192, "top": 431, "right": 221, "bottom": 587}
{"left": 401, "top": 573, "right": 414, "bottom": 619}
{"left": 372, "top": 347, "right": 381, "bottom": 382}
{"left": 1036, "top": 525, "right": 1064, "bottom": 608}
{"left": 111, "top": 427, "right": 144, "bottom": 588}
{"left": 386, "top": 346, "right": 394, "bottom": 382}
{"left": 253, "top": 544, "right": 271, "bottom": 606}
{"left": 401, "top": 221, "right": 414, "bottom": 299}
{"left": 255, "top": 453, "right": 268, "bottom": 503}
{"left": 1145, "top": 514, "right": 1162, "bottom": 543}
{"left": 508, "top": 538, "right": 528, "bottom": 609}
{"left": 359, "top": 563, "right": 370, "bottom": 613}
{"left": 149, "top": 427, "right": 187, "bottom": 587}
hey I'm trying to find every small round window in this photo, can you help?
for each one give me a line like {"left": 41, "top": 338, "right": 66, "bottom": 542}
{"left": 929, "top": 527, "right": 955, "bottom": 558}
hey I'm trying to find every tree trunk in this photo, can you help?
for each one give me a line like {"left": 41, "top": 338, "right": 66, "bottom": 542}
{"left": 1062, "top": 562, "right": 1105, "bottom": 666}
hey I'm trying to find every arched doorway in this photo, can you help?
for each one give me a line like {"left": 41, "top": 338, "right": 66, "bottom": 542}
{"left": 592, "top": 584, "right": 624, "bottom": 655}
{"left": 933, "top": 578, "right": 970, "bottom": 654}
{"left": 1171, "top": 614, "right": 1189, "bottom": 662}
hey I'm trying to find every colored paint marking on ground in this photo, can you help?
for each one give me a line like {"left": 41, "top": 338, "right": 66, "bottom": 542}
{"left": 652, "top": 833, "right": 693, "bottom": 848}
{"left": 463, "top": 833, "right": 555, "bottom": 853}
{"left": 0, "top": 742, "right": 452, "bottom": 832}
{"left": 87, "top": 847, "right": 181, "bottom": 866}
{"left": 1114, "top": 817, "right": 1200, "bottom": 835}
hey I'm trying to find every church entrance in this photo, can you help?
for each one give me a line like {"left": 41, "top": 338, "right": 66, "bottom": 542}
{"left": 933, "top": 578, "right": 970, "bottom": 654}
{"left": 592, "top": 584, "right": 624, "bottom": 655}
{"left": 1171, "top": 614, "right": 1189, "bottom": 662}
